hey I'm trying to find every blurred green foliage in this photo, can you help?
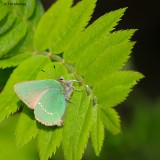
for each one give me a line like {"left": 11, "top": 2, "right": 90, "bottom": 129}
{"left": 0, "top": 114, "right": 38, "bottom": 160}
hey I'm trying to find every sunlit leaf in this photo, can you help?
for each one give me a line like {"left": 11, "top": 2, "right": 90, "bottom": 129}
{"left": 100, "top": 107, "right": 121, "bottom": 135}
{"left": 91, "top": 105, "right": 105, "bottom": 156}
{"left": 38, "top": 127, "right": 63, "bottom": 160}
{"left": 34, "top": 0, "right": 73, "bottom": 51}
{"left": 50, "top": 0, "right": 97, "bottom": 53}
{"left": 15, "top": 107, "right": 38, "bottom": 147}
{"left": 94, "top": 71, "right": 144, "bottom": 107}
{"left": 65, "top": 8, "right": 126, "bottom": 61}
{"left": 63, "top": 90, "right": 92, "bottom": 160}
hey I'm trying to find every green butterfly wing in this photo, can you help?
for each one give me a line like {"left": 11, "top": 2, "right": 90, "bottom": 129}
{"left": 14, "top": 80, "right": 66, "bottom": 126}
{"left": 14, "top": 80, "right": 61, "bottom": 109}
{"left": 34, "top": 88, "right": 66, "bottom": 126}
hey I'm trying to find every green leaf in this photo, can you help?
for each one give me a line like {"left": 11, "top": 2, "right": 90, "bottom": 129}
{"left": 83, "top": 41, "right": 135, "bottom": 85}
{"left": 10, "top": 0, "right": 44, "bottom": 55}
{"left": 0, "top": 19, "right": 27, "bottom": 57}
{"left": 0, "top": 0, "right": 43, "bottom": 62}
{"left": 91, "top": 105, "right": 104, "bottom": 156}
{"left": 0, "top": 52, "right": 32, "bottom": 68}
{"left": 36, "top": 62, "right": 69, "bottom": 80}
{"left": 34, "top": 0, "right": 73, "bottom": 51}
{"left": 0, "top": 12, "right": 16, "bottom": 36}
{"left": 0, "top": 55, "right": 50, "bottom": 123}
{"left": 38, "top": 127, "right": 63, "bottom": 160}
{"left": 63, "top": 90, "right": 92, "bottom": 160}
{"left": 50, "top": 0, "right": 97, "bottom": 53}
{"left": 64, "top": 8, "right": 126, "bottom": 61}
{"left": 0, "top": 3, "right": 8, "bottom": 23}
{"left": 76, "top": 29, "right": 136, "bottom": 74}
{"left": 30, "top": 0, "right": 44, "bottom": 30}
{"left": 94, "top": 71, "right": 144, "bottom": 107}
{"left": 12, "top": 0, "right": 36, "bottom": 18}
{"left": 15, "top": 107, "right": 38, "bottom": 147}
{"left": 100, "top": 107, "right": 120, "bottom": 135}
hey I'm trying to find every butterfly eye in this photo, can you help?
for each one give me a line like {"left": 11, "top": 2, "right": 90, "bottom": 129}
{"left": 58, "top": 76, "right": 64, "bottom": 81}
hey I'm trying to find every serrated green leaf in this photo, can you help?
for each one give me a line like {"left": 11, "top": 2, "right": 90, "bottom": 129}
{"left": 83, "top": 41, "right": 135, "bottom": 85}
{"left": 0, "top": 55, "right": 50, "bottom": 123}
{"left": 38, "top": 127, "right": 63, "bottom": 160}
{"left": 94, "top": 71, "right": 144, "bottom": 107}
{"left": 15, "top": 107, "right": 38, "bottom": 147}
{"left": 0, "top": 12, "right": 16, "bottom": 36}
{"left": 34, "top": 0, "right": 73, "bottom": 51}
{"left": 50, "top": 0, "right": 97, "bottom": 53}
{"left": 0, "top": 52, "right": 32, "bottom": 68}
{"left": 0, "top": 19, "right": 27, "bottom": 57}
{"left": 63, "top": 89, "right": 83, "bottom": 160}
{"left": 76, "top": 29, "right": 136, "bottom": 73}
{"left": 100, "top": 107, "right": 120, "bottom": 135}
{"left": 64, "top": 8, "right": 126, "bottom": 61}
{"left": 63, "top": 90, "right": 92, "bottom": 160}
{"left": 91, "top": 105, "right": 104, "bottom": 156}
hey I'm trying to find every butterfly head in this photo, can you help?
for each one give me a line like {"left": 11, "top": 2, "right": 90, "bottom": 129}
{"left": 57, "top": 76, "right": 65, "bottom": 83}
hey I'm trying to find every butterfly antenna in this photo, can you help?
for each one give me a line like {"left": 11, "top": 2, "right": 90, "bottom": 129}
{"left": 41, "top": 69, "right": 53, "bottom": 79}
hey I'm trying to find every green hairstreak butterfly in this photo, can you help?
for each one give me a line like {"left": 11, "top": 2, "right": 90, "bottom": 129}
{"left": 14, "top": 76, "right": 78, "bottom": 126}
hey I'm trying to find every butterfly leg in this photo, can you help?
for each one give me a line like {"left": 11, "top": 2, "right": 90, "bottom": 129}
{"left": 71, "top": 80, "right": 80, "bottom": 83}
{"left": 66, "top": 98, "right": 74, "bottom": 104}
{"left": 72, "top": 86, "right": 82, "bottom": 92}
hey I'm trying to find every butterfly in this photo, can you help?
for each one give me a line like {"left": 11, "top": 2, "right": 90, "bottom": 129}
{"left": 14, "top": 76, "right": 78, "bottom": 126}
